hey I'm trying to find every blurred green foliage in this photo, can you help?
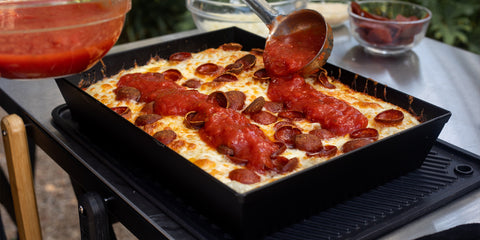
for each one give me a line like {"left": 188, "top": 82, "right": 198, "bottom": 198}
{"left": 407, "top": 0, "right": 480, "bottom": 54}
{"left": 119, "top": 0, "right": 480, "bottom": 55}
{"left": 117, "top": 0, "right": 195, "bottom": 44}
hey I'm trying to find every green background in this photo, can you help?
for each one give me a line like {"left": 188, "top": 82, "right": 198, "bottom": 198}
{"left": 117, "top": 0, "right": 480, "bottom": 55}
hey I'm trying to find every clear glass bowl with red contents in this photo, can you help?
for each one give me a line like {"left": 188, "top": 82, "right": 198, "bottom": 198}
{"left": 348, "top": 0, "right": 431, "bottom": 55}
{"left": 0, "top": 0, "right": 131, "bottom": 79}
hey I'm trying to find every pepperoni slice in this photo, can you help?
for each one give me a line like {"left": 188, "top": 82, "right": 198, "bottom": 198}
{"left": 213, "top": 73, "right": 238, "bottom": 82}
{"left": 294, "top": 134, "right": 323, "bottom": 152}
{"left": 196, "top": 63, "right": 222, "bottom": 76}
{"left": 274, "top": 125, "right": 301, "bottom": 147}
{"left": 250, "top": 48, "right": 264, "bottom": 56}
{"left": 134, "top": 114, "right": 162, "bottom": 126}
{"left": 306, "top": 145, "right": 338, "bottom": 158}
{"left": 225, "top": 91, "right": 246, "bottom": 111}
{"left": 253, "top": 68, "right": 270, "bottom": 82}
{"left": 110, "top": 106, "right": 131, "bottom": 119}
{"left": 271, "top": 142, "right": 287, "bottom": 158}
{"left": 235, "top": 54, "right": 256, "bottom": 71}
{"left": 153, "top": 129, "right": 177, "bottom": 145}
{"left": 278, "top": 110, "right": 305, "bottom": 121}
{"left": 264, "top": 101, "right": 283, "bottom": 113}
{"left": 207, "top": 91, "right": 229, "bottom": 108}
{"left": 217, "top": 144, "right": 234, "bottom": 156}
{"left": 250, "top": 111, "right": 277, "bottom": 125}
{"left": 272, "top": 156, "right": 299, "bottom": 173}
{"left": 317, "top": 69, "right": 335, "bottom": 89}
{"left": 219, "top": 43, "right": 242, "bottom": 51}
{"left": 341, "top": 138, "right": 375, "bottom": 153}
{"left": 309, "top": 128, "right": 335, "bottom": 140}
{"left": 141, "top": 101, "right": 155, "bottom": 114}
{"left": 169, "top": 52, "right": 192, "bottom": 61}
{"left": 225, "top": 62, "right": 243, "bottom": 74}
{"left": 350, "top": 128, "right": 379, "bottom": 140}
{"left": 274, "top": 121, "right": 297, "bottom": 131}
{"left": 243, "top": 96, "right": 265, "bottom": 115}
{"left": 162, "top": 69, "right": 183, "bottom": 81}
{"left": 182, "top": 78, "right": 202, "bottom": 89}
{"left": 229, "top": 169, "right": 260, "bottom": 184}
{"left": 115, "top": 86, "right": 141, "bottom": 102}
{"left": 375, "top": 109, "right": 404, "bottom": 124}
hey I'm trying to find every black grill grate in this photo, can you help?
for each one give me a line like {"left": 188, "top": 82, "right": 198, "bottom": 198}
{"left": 52, "top": 105, "right": 480, "bottom": 240}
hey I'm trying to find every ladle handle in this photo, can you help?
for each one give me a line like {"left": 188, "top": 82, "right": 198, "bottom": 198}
{"left": 242, "top": 0, "right": 279, "bottom": 25}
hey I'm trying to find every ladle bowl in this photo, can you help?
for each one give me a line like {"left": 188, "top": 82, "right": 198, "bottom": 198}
{"left": 243, "top": 0, "right": 333, "bottom": 76}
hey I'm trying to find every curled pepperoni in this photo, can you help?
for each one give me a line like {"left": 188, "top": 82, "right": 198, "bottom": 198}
{"left": 235, "top": 54, "right": 256, "bottom": 71}
{"left": 196, "top": 63, "right": 222, "bottom": 76}
{"left": 253, "top": 69, "right": 270, "bottom": 82}
{"left": 228, "top": 156, "right": 249, "bottom": 165}
{"left": 217, "top": 144, "right": 234, "bottom": 156}
{"left": 213, "top": 73, "right": 238, "bottom": 82}
{"left": 225, "top": 91, "right": 246, "bottom": 110}
{"left": 115, "top": 86, "right": 141, "bottom": 102}
{"left": 309, "top": 128, "right": 335, "bottom": 140}
{"left": 229, "top": 169, "right": 260, "bottom": 184}
{"left": 306, "top": 145, "right": 338, "bottom": 158}
{"left": 153, "top": 129, "right": 177, "bottom": 145}
{"left": 135, "top": 114, "right": 162, "bottom": 126}
{"left": 294, "top": 134, "right": 323, "bottom": 153}
{"left": 278, "top": 110, "right": 305, "bottom": 121}
{"left": 274, "top": 121, "right": 297, "bottom": 131}
{"left": 169, "top": 52, "right": 192, "bottom": 61}
{"left": 250, "top": 111, "right": 277, "bottom": 125}
{"left": 264, "top": 101, "right": 284, "bottom": 113}
{"left": 350, "top": 128, "right": 379, "bottom": 140}
{"left": 184, "top": 111, "right": 206, "bottom": 129}
{"left": 243, "top": 96, "right": 265, "bottom": 115}
{"left": 272, "top": 156, "right": 299, "bottom": 173}
{"left": 162, "top": 69, "right": 183, "bottom": 81}
{"left": 182, "top": 78, "right": 202, "bottom": 89}
{"left": 207, "top": 91, "right": 229, "bottom": 108}
{"left": 271, "top": 142, "right": 287, "bottom": 158}
{"left": 225, "top": 62, "right": 243, "bottom": 74}
{"left": 110, "top": 106, "right": 131, "bottom": 119}
{"left": 219, "top": 43, "right": 242, "bottom": 51}
{"left": 274, "top": 125, "right": 301, "bottom": 147}
{"left": 375, "top": 109, "right": 404, "bottom": 124}
{"left": 341, "top": 138, "right": 375, "bottom": 153}
{"left": 250, "top": 48, "right": 264, "bottom": 56}
{"left": 317, "top": 69, "right": 335, "bottom": 89}
{"left": 141, "top": 101, "right": 155, "bottom": 114}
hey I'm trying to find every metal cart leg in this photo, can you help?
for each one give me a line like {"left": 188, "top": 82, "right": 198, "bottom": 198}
{"left": 78, "top": 192, "right": 116, "bottom": 240}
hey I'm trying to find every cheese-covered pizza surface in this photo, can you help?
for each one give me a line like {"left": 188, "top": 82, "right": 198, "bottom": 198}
{"left": 84, "top": 43, "right": 420, "bottom": 193}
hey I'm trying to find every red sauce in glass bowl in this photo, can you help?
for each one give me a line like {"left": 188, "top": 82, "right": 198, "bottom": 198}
{"left": 0, "top": 1, "right": 129, "bottom": 79}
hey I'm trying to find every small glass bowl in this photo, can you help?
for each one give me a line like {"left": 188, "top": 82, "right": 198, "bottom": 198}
{"left": 348, "top": 0, "right": 431, "bottom": 55}
{"left": 186, "top": 0, "right": 306, "bottom": 37}
{"left": 0, "top": 0, "right": 131, "bottom": 79}
{"left": 307, "top": 0, "right": 349, "bottom": 28}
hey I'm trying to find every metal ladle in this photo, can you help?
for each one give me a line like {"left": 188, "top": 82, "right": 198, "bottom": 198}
{"left": 242, "top": 0, "right": 333, "bottom": 77}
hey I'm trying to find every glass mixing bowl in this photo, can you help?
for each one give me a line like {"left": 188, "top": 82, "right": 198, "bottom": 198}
{"left": 186, "top": 0, "right": 306, "bottom": 37}
{"left": 348, "top": 0, "right": 431, "bottom": 55}
{"left": 0, "top": 0, "right": 131, "bottom": 79}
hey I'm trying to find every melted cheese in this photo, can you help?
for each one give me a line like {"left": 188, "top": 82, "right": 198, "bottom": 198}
{"left": 85, "top": 47, "right": 420, "bottom": 193}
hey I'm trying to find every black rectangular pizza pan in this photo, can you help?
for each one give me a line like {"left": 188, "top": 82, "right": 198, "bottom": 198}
{"left": 55, "top": 27, "right": 451, "bottom": 239}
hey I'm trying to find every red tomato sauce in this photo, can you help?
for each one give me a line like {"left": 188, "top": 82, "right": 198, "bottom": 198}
{"left": 264, "top": 25, "right": 368, "bottom": 136}
{"left": 118, "top": 73, "right": 277, "bottom": 173}
{"left": 264, "top": 27, "right": 324, "bottom": 76}
{"left": 268, "top": 74, "right": 368, "bottom": 135}
{"left": 0, "top": 2, "right": 126, "bottom": 79}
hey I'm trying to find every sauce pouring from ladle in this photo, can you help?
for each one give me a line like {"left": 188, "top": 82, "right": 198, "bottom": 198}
{"left": 243, "top": 0, "right": 333, "bottom": 77}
